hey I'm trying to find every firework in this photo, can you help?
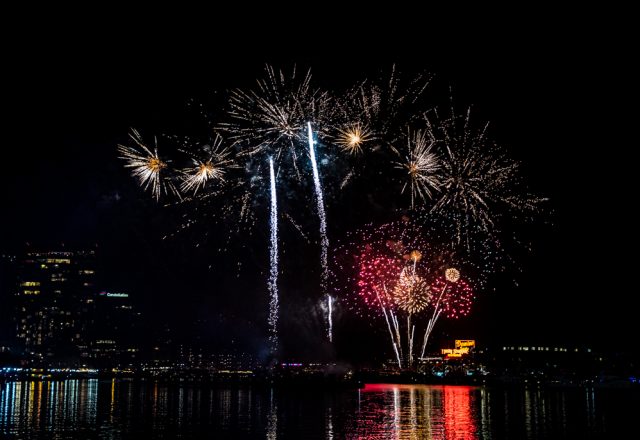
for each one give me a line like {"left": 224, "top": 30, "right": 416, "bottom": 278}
{"left": 393, "top": 268, "right": 431, "bottom": 314}
{"left": 342, "top": 65, "right": 432, "bottom": 142}
{"left": 409, "top": 250, "right": 423, "bottom": 263}
{"left": 335, "top": 123, "right": 372, "bottom": 155}
{"left": 419, "top": 268, "right": 474, "bottom": 358}
{"left": 219, "top": 65, "right": 335, "bottom": 177}
{"left": 118, "top": 129, "right": 174, "bottom": 200}
{"left": 180, "top": 135, "right": 234, "bottom": 194}
{"left": 268, "top": 158, "right": 279, "bottom": 353}
{"left": 436, "top": 276, "right": 473, "bottom": 319}
{"left": 334, "top": 218, "right": 463, "bottom": 368}
{"left": 425, "top": 107, "right": 544, "bottom": 241}
{"left": 307, "top": 123, "right": 332, "bottom": 341}
{"left": 118, "top": 65, "right": 543, "bottom": 363}
{"left": 333, "top": 218, "right": 480, "bottom": 368}
{"left": 445, "top": 267, "right": 460, "bottom": 282}
{"left": 394, "top": 128, "right": 440, "bottom": 208}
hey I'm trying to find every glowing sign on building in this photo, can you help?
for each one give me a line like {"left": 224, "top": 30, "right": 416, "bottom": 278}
{"left": 99, "top": 292, "right": 129, "bottom": 298}
{"left": 455, "top": 340, "right": 475, "bottom": 349}
{"left": 442, "top": 347, "right": 470, "bottom": 356}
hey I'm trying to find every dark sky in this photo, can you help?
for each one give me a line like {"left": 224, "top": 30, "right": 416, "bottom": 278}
{"left": 1, "top": 21, "right": 635, "bottom": 359}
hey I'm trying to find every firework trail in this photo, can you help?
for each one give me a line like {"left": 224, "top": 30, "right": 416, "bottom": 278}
{"left": 328, "top": 295, "right": 334, "bottom": 345}
{"left": 419, "top": 269, "right": 473, "bottom": 358}
{"left": 268, "top": 158, "right": 279, "bottom": 353}
{"left": 307, "top": 122, "right": 332, "bottom": 341}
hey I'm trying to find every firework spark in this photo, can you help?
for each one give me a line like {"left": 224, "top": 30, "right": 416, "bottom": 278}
{"left": 118, "top": 129, "right": 172, "bottom": 200}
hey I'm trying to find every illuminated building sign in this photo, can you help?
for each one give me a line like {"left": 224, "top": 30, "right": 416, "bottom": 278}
{"left": 20, "top": 281, "right": 40, "bottom": 287}
{"left": 99, "top": 292, "right": 129, "bottom": 298}
{"left": 455, "top": 340, "right": 475, "bottom": 349}
{"left": 441, "top": 347, "right": 470, "bottom": 356}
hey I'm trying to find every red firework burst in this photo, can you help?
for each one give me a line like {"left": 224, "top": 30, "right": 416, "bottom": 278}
{"left": 431, "top": 275, "right": 474, "bottom": 319}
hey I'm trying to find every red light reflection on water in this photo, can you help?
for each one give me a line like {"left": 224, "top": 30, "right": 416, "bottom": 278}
{"left": 357, "top": 384, "right": 479, "bottom": 439}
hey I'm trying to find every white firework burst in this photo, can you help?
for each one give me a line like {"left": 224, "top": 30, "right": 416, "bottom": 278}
{"left": 394, "top": 128, "right": 441, "bottom": 208}
{"left": 426, "top": 107, "right": 544, "bottom": 238}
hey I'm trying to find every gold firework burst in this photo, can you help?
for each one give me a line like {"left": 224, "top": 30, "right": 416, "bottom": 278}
{"left": 393, "top": 268, "right": 431, "bottom": 314}
{"left": 336, "top": 124, "right": 372, "bottom": 154}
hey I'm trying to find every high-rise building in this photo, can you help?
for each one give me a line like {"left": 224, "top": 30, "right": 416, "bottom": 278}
{"left": 87, "top": 291, "right": 140, "bottom": 367}
{"left": 14, "top": 249, "right": 96, "bottom": 363}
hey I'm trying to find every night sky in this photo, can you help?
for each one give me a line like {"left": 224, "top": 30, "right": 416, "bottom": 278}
{"left": 1, "top": 23, "right": 634, "bottom": 361}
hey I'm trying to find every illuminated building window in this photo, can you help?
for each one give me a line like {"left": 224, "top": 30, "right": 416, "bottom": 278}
{"left": 46, "top": 258, "right": 71, "bottom": 264}
{"left": 20, "top": 281, "right": 40, "bottom": 287}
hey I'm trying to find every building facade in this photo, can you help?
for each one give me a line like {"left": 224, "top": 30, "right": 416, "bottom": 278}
{"left": 14, "top": 249, "right": 96, "bottom": 363}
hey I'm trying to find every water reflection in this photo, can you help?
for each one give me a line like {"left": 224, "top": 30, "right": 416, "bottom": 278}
{"left": 266, "top": 387, "right": 277, "bottom": 440}
{"left": 354, "top": 384, "right": 479, "bottom": 439}
{"left": 0, "top": 380, "right": 101, "bottom": 436}
{"left": 0, "top": 380, "right": 620, "bottom": 439}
